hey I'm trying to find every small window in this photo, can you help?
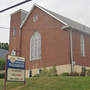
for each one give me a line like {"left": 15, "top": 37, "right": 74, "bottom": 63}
{"left": 80, "top": 34, "right": 85, "bottom": 56}
{"left": 11, "top": 49, "right": 16, "bottom": 56}
{"left": 13, "top": 27, "right": 16, "bottom": 37}
{"left": 29, "top": 70, "right": 32, "bottom": 77}
{"left": 33, "top": 14, "right": 38, "bottom": 22}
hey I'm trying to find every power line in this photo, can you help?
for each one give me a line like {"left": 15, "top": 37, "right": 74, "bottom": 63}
{"left": 0, "top": 27, "right": 9, "bottom": 29}
{"left": 0, "top": 0, "right": 32, "bottom": 13}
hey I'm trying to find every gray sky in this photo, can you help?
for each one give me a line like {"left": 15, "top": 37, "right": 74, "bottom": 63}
{"left": 0, "top": 0, "right": 90, "bottom": 43}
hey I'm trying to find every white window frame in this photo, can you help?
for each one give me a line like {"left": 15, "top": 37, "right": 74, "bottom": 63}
{"left": 30, "top": 32, "right": 41, "bottom": 61}
{"left": 33, "top": 14, "right": 38, "bottom": 22}
{"left": 80, "top": 34, "right": 85, "bottom": 56}
{"left": 13, "top": 27, "right": 16, "bottom": 37}
{"left": 11, "top": 49, "right": 16, "bottom": 56}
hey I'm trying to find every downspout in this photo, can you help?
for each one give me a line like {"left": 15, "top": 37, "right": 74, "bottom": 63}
{"left": 19, "top": 28, "right": 22, "bottom": 56}
{"left": 62, "top": 25, "right": 74, "bottom": 73}
{"left": 19, "top": 12, "right": 22, "bottom": 57}
{"left": 70, "top": 29, "right": 74, "bottom": 72}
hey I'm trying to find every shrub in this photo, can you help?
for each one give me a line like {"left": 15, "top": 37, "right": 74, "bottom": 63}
{"left": 61, "top": 72, "right": 69, "bottom": 76}
{"left": 33, "top": 74, "right": 40, "bottom": 77}
{"left": 48, "top": 66, "right": 57, "bottom": 77}
{"left": 39, "top": 68, "right": 49, "bottom": 77}
{"left": 80, "top": 66, "right": 87, "bottom": 76}
{"left": 70, "top": 72, "right": 79, "bottom": 76}
{"left": 82, "top": 66, "right": 87, "bottom": 73}
{"left": 86, "top": 69, "right": 90, "bottom": 76}
{"left": 80, "top": 72, "right": 85, "bottom": 76}
{"left": 39, "top": 66, "right": 57, "bottom": 77}
{"left": 0, "top": 73, "right": 5, "bottom": 78}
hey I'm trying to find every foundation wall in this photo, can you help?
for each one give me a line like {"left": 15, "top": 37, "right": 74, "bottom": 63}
{"left": 25, "top": 64, "right": 71, "bottom": 78}
{"left": 74, "top": 65, "right": 90, "bottom": 73}
{"left": 25, "top": 64, "right": 90, "bottom": 78}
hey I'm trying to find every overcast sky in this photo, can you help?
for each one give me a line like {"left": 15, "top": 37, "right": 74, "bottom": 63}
{"left": 0, "top": 0, "right": 90, "bottom": 43}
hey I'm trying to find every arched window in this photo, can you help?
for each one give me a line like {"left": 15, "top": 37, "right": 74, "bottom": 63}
{"left": 30, "top": 32, "right": 41, "bottom": 61}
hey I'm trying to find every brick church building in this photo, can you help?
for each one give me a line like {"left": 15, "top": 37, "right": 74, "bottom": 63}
{"left": 9, "top": 4, "right": 90, "bottom": 77}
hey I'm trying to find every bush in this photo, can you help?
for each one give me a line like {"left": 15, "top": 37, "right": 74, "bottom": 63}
{"left": 82, "top": 66, "right": 86, "bottom": 73}
{"left": 39, "top": 66, "right": 57, "bottom": 77}
{"left": 48, "top": 67, "right": 57, "bottom": 77}
{"left": 70, "top": 72, "right": 79, "bottom": 76}
{"left": 39, "top": 68, "right": 48, "bottom": 77}
{"left": 33, "top": 74, "right": 40, "bottom": 77}
{"left": 80, "top": 72, "right": 85, "bottom": 76}
{"left": 80, "top": 66, "right": 87, "bottom": 76}
{"left": 0, "top": 73, "right": 5, "bottom": 78}
{"left": 86, "top": 69, "right": 90, "bottom": 76}
{"left": 61, "top": 72, "right": 69, "bottom": 76}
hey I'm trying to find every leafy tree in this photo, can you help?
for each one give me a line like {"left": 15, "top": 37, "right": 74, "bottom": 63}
{"left": 0, "top": 42, "right": 9, "bottom": 50}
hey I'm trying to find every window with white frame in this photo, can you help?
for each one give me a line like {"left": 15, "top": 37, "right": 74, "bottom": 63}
{"left": 80, "top": 34, "right": 85, "bottom": 56}
{"left": 33, "top": 14, "right": 38, "bottom": 22}
{"left": 30, "top": 32, "right": 41, "bottom": 61}
{"left": 11, "top": 49, "right": 16, "bottom": 56}
{"left": 13, "top": 27, "right": 16, "bottom": 37}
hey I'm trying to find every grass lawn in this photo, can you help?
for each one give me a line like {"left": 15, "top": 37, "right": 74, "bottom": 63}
{"left": 0, "top": 76, "right": 90, "bottom": 90}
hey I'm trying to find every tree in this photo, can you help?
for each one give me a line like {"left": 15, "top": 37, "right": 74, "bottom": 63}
{"left": 0, "top": 42, "right": 9, "bottom": 50}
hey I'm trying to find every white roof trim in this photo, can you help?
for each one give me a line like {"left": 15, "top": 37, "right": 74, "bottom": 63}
{"left": 20, "top": 4, "right": 68, "bottom": 29}
{"left": 20, "top": 5, "right": 35, "bottom": 28}
{"left": 61, "top": 25, "right": 70, "bottom": 30}
{"left": 35, "top": 4, "right": 68, "bottom": 25}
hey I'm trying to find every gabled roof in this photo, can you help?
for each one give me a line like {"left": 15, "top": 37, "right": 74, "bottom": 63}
{"left": 20, "top": 4, "right": 90, "bottom": 34}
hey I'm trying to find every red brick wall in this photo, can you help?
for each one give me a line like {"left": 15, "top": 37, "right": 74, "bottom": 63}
{"left": 21, "top": 7, "right": 70, "bottom": 70}
{"left": 72, "top": 31, "right": 90, "bottom": 67}
{"left": 9, "top": 11, "right": 21, "bottom": 56}
{"left": 9, "top": 7, "right": 90, "bottom": 70}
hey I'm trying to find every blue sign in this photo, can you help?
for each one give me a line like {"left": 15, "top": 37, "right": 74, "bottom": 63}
{"left": 7, "top": 55, "right": 25, "bottom": 69}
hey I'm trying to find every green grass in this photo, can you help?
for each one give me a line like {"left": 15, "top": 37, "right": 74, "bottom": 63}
{"left": 0, "top": 56, "right": 6, "bottom": 60}
{"left": 0, "top": 56, "right": 5, "bottom": 70}
{"left": 1, "top": 76, "right": 90, "bottom": 90}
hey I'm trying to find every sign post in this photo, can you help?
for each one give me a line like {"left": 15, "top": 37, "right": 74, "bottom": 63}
{"left": 4, "top": 55, "right": 26, "bottom": 90}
